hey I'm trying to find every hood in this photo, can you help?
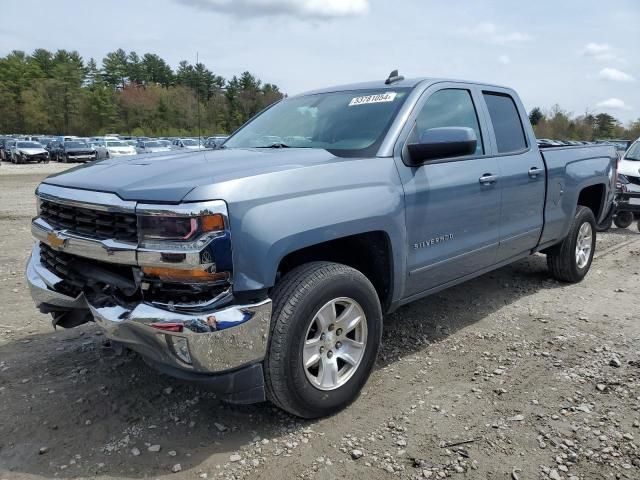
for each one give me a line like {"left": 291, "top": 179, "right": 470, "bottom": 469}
{"left": 19, "top": 148, "right": 47, "bottom": 155}
{"left": 42, "top": 148, "right": 344, "bottom": 202}
{"left": 619, "top": 158, "right": 640, "bottom": 178}
{"left": 146, "top": 147, "right": 172, "bottom": 153}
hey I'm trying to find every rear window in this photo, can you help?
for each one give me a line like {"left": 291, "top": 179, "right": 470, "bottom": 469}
{"left": 483, "top": 92, "right": 527, "bottom": 153}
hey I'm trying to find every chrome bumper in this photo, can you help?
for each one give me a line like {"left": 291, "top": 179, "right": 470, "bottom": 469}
{"left": 26, "top": 244, "right": 272, "bottom": 374}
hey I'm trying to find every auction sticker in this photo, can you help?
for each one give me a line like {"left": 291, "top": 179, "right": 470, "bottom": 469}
{"left": 349, "top": 92, "right": 397, "bottom": 106}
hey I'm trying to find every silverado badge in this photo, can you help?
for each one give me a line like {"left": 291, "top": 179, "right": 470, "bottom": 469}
{"left": 414, "top": 233, "right": 454, "bottom": 249}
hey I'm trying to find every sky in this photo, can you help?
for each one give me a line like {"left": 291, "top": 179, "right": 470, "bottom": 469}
{"left": 1, "top": 0, "right": 639, "bottom": 123}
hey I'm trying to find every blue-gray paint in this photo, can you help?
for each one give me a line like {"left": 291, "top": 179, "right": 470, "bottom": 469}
{"left": 40, "top": 77, "right": 617, "bottom": 312}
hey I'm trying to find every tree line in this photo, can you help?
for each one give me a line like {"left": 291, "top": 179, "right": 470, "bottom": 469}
{"left": 1, "top": 48, "right": 638, "bottom": 141}
{"left": 529, "top": 106, "right": 640, "bottom": 141}
{"left": 0, "top": 49, "right": 283, "bottom": 136}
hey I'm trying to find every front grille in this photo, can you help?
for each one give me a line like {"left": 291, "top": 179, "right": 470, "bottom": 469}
{"left": 40, "top": 199, "right": 138, "bottom": 243}
{"left": 39, "top": 243, "right": 83, "bottom": 297}
{"left": 39, "top": 242, "right": 136, "bottom": 298}
{"left": 627, "top": 175, "right": 640, "bottom": 186}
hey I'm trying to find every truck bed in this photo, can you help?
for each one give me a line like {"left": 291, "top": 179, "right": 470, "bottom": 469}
{"left": 538, "top": 144, "right": 617, "bottom": 247}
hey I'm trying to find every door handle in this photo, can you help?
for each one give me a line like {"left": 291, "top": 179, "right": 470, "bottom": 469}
{"left": 528, "top": 167, "right": 543, "bottom": 178}
{"left": 479, "top": 174, "right": 498, "bottom": 185}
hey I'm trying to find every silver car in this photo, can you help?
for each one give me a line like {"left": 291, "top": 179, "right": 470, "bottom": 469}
{"left": 136, "top": 140, "right": 173, "bottom": 154}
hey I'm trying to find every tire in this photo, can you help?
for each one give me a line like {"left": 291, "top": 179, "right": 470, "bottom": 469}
{"left": 547, "top": 205, "right": 596, "bottom": 283}
{"left": 265, "top": 261, "right": 383, "bottom": 418}
{"left": 614, "top": 211, "right": 633, "bottom": 229}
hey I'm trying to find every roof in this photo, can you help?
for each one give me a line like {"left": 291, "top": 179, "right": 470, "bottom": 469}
{"left": 297, "top": 77, "right": 430, "bottom": 96}
{"left": 295, "top": 76, "right": 512, "bottom": 97}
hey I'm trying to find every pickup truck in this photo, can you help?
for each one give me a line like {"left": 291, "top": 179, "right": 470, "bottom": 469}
{"left": 26, "top": 73, "right": 617, "bottom": 418}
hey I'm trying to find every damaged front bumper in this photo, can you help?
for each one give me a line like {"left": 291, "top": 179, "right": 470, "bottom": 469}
{"left": 26, "top": 243, "right": 272, "bottom": 403}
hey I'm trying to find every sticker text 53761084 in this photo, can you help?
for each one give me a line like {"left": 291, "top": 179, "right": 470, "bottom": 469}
{"left": 348, "top": 92, "right": 397, "bottom": 107}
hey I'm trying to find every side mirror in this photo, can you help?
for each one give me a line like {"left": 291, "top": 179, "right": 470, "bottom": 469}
{"left": 407, "top": 127, "right": 477, "bottom": 165}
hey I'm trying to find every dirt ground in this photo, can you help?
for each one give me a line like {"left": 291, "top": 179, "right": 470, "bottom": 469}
{"left": 1, "top": 161, "right": 639, "bottom": 480}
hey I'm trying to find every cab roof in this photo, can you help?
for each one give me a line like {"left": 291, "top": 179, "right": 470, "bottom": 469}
{"left": 296, "top": 76, "right": 511, "bottom": 97}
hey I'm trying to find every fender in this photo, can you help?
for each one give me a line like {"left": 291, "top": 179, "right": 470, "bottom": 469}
{"left": 184, "top": 155, "right": 408, "bottom": 303}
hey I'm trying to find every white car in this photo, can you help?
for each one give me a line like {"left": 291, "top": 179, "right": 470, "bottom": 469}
{"left": 104, "top": 140, "right": 137, "bottom": 158}
{"left": 618, "top": 139, "right": 640, "bottom": 187}
{"left": 136, "top": 140, "right": 173, "bottom": 154}
{"left": 11, "top": 141, "right": 50, "bottom": 164}
{"left": 174, "top": 138, "right": 204, "bottom": 150}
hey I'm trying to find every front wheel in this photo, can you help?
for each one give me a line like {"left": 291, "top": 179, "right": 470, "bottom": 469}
{"left": 265, "top": 262, "right": 382, "bottom": 418}
{"left": 547, "top": 205, "right": 596, "bottom": 283}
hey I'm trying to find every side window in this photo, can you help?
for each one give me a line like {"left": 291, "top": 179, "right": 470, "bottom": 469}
{"left": 482, "top": 92, "right": 527, "bottom": 153}
{"left": 414, "top": 89, "right": 484, "bottom": 155}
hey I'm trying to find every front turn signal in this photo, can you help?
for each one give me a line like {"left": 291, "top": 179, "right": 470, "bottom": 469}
{"left": 142, "top": 266, "right": 229, "bottom": 283}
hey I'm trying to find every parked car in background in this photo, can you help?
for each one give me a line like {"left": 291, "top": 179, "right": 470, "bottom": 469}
{"left": 174, "top": 138, "right": 203, "bottom": 149}
{"left": 597, "top": 139, "right": 632, "bottom": 156}
{"left": 0, "top": 138, "right": 17, "bottom": 161}
{"left": 157, "top": 139, "right": 174, "bottom": 149}
{"left": 135, "top": 140, "right": 173, "bottom": 154}
{"left": 618, "top": 138, "right": 640, "bottom": 189}
{"left": 10, "top": 140, "right": 49, "bottom": 163}
{"left": 105, "top": 140, "right": 137, "bottom": 158}
{"left": 203, "top": 135, "right": 228, "bottom": 149}
{"left": 88, "top": 141, "right": 109, "bottom": 160}
{"left": 54, "top": 140, "right": 97, "bottom": 163}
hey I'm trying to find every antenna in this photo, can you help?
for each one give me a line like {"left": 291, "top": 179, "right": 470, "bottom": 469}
{"left": 385, "top": 69, "right": 404, "bottom": 85}
{"left": 196, "top": 51, "right": 201, "bottom": 148}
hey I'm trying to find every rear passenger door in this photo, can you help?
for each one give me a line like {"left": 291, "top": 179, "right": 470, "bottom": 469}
{"left": 395, "top": 84, "right": 502, "bottom": 297}
{"left": 480, "top": 90, "right": 545, "bottom": 261}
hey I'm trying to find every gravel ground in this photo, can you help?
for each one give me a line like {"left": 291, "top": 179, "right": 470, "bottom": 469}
{"left": 1, "top": 161, "right": 640, "bottom": 480}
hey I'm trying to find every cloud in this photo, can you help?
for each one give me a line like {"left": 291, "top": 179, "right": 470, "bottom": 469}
{"left": 583, "top": 42, "right": 624, "bottom": 62}
{"left": 460, "top": 22, "right": 531, "bottom": 45}
{"left": 584, "top": 42, "right": 611, "bottom": 56}
{"left": 596, "top": 98, "right": 631, "bottom": 110}
{"left": 175, "top": 0, "right": 370, "bottom": 19}
{"left": 498, "top": 55, "right": 510, "bottom": 65}
{"left": 598, "top": 67, "right": 635, "bottom": 82}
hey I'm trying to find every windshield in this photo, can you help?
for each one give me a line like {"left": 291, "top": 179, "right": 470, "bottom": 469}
{"left": 64, "top": 141, "right": 88, "bottom": 148}
{"left": 17, "top": 141, "right": 42, "bottom": 148}
{"left": 182, "top": 139, "right": 198, "bottom": 146}
{"left": 624, "top": 141, "right": 640, "bottom": 161}
{"left": 225, "top": 89, "right": 410, "bottom": 156}
{"left": 107, "top": 141, "right": 128, "bottom": 147}
{"left": 144, "top": 141, "right": 162, "bottom": 147}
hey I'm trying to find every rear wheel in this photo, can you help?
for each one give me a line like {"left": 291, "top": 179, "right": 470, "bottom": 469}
{"left": 547, "top": 206, "right": 596, "bottom": 283}
{"left": 265, "top": 262, "right": 382, "bottom": 418}
{"left": 614, "top": 211, "right": 633, "bottom": 229}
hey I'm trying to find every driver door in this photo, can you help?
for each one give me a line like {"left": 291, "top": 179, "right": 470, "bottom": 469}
{"left": 394, "top": 85, "right": 502, "bottom": 297}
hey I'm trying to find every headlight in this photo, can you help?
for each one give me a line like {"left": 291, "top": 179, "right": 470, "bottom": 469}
{"left": 136, "top": 201, "right": 232, "bottom": 284}
{"left": 139, "top": 214, "right": 224, "bottom": 242}
{"left": 616, "top": 174, "right": 629, "bottom": 192}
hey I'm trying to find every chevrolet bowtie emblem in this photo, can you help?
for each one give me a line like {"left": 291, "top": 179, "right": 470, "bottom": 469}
{"left": 47, "top": 231, "right": 68, "bottom": 250}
